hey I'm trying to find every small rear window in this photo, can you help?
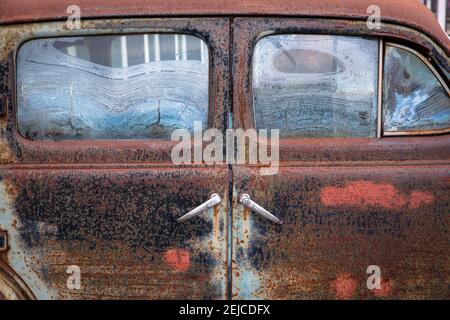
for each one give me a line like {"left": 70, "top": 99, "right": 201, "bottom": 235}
{"left": 383, "top": 45, "right": 450, "bottom": 133}
{"left": 17, "top": 34, "right": 209, "bottom": 140}
{"left": 252, "top": 35, "right": 379, "bottom": 138}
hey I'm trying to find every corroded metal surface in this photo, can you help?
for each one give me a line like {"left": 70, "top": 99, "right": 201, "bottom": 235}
{"left": 0, "top": 18, "right": 231, "bottom": 299}
{"left": 0, "top": 260, "right": 35, "bottom": 299}
{"left": 0, "top": 0, "right": 448, "bottom": 54}
{"left": 233, "top": 165, "right": 450, "bottom": 299}
{"left": 0, "top": 167, "right": 229, "bottom": 299}
{"left": 231, "top": 17, "right": 450, "bottom": 300}
{"left": 0, "top": 10, "right": 448, "bottom": 300}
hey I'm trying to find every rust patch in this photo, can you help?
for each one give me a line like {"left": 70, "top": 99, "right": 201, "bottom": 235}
{"left": 373, "top": 278, "right": 394, "bottom": 298}
{"left": 3, "top": 178, "right": 18, "bottom": 199}
{"left": 320, "top": 181, "right": 435, "bottom": 210}
{"left": 0, "top": 0, "right": 448, "bottom": 55}
{"left": 0, "top": 139, "right": 15, "bottom": 165}
{"left": 408, "top": 191, "right": 434, "bottom": 209}
{"left": 165, "top": 249, "right": 190, "bottom": 273}
{"left": 1, "top": 167, "right": 228, "bottom": 299}
{"left": 331, "top": 273, "right": 358, "bottom": 300}
{"left": 233, "top": 166, "right": 449, "bottom": 299}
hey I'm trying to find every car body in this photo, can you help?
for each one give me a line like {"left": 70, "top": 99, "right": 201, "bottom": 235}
{"left": 0, "top": 0, "right": 449, "bottom": 300}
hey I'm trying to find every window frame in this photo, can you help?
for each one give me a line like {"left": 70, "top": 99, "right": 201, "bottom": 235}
{"left": 250, "top": 36, "right": 450, "bottom": 138}
{"left": 232, "top": 17, "right": 450, "bottom": 163}
{"left": 0, "top": 17, "right": 230, "bottom": 164}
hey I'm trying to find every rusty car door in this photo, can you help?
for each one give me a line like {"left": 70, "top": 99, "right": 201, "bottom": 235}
{"left": 0, "top": 18, "right": 231, "bottom": 299}
{"left": 231, "top": 18, "right": 450, "bottom": 299}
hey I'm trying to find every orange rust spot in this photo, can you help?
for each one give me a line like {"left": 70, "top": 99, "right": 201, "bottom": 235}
{"left": 321, "top": 181, "right": 434, "bottom": 210}
{"left": 408, "top": 191, "right": 434, "bottom": 209}
{"left": 0, "top": 142, "right": 15, "bottom": 164}
{"left": 3, "top": 179, "right": 18, "bottom": 199}
{"left": 243, "top": 209, "right": 249, "bottom": 221}
{"left": 213, "top": 206, "right": 219, "bottom": 240}
{"left": 373, "top": 278, "right": 394, "bottom": 297}
{"left": 164, "top": 249, "right": 190, "bottom": 272}
{"left": 331, "top": 273, "right": 357, "bottom": 300}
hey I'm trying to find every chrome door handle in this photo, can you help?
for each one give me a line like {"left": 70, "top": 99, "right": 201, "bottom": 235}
{"left": 177, "top": 193, "right": 222, "bottom": 223}
{"left": 239, "top": 194, "right": 282, "bottom": 224}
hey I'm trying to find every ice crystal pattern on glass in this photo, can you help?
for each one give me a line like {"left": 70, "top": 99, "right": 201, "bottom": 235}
{"left": 253, "top": 35, "right": 379, "bottom": 138}
{"left": 17, "top": 35, "right": 209, "bottom": 140}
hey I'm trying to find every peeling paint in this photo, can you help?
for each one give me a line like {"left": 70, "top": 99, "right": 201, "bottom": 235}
{"left": 0, "top": 179, "right": 55, "bottom": 299}
{"left": 165, "top": 249, "right": 191, "bottom": 273}
{"left": 320, "top": 181, "right": 435, "bottom": 210}
{"left": 232, "top": 166, "right": 450, "bottom": 299}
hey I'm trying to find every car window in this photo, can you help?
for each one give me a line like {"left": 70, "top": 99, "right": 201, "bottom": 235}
{"left": 17, "top": 34, "right": 209, "bottom": 140}
{"left": 383, "top": 45, "right": 450, "bottom": 134}
{"left": 252, "top": 35, "right": 379, "bottom": 138}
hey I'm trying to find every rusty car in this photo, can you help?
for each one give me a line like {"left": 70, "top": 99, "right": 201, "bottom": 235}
{"left": 0, "top": 0, "right": 449, "bottom": 300}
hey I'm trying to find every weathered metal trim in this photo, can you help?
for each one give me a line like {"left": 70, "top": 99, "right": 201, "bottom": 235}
{"left": 0, "top": 163, "right": 230, "bottom": 170}
{"left": 377, "top": 39, "right": 384, "bottom": 139}
{"left": 382, "top": 42, "right": 450, "bottom": 137}
{"left": 235, "top": 159, "right": 450, "bottom": 168}
{"left": 2, "top": 159, "right": 450, "bottom": 171}
{"left": 383, "top": 127, "right": 450, "bottom": 136}
{"left": 0, "top": 260, "right": 36, "bottom": 300}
